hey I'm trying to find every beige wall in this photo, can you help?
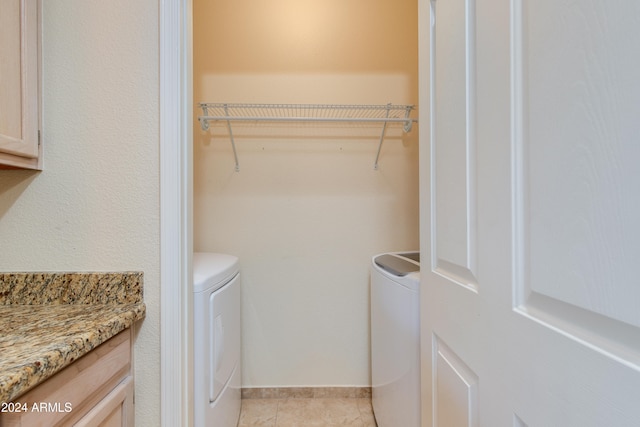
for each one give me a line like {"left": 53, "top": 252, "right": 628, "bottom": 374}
{"left": 0, "top": 2, "right": 160, "bottom": 425}
{"left": 194, "top": 0, "right": 419, "bottom": 387}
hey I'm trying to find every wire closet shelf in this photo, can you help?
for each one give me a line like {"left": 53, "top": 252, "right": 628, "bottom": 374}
{"left": 197, "top": 103, "right": 417, "bottom": 171}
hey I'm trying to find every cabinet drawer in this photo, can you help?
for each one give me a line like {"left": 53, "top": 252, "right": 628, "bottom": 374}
{"left": 0, "top": 330, "right": 131, "bottom": 427}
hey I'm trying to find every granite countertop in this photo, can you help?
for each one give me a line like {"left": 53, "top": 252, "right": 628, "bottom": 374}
{"left": 0, "top": 272, "right": 146, "bottom": 403}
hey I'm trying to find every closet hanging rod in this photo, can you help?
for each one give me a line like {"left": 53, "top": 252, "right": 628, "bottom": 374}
{"left": 199, "top": 115, "right": 416, "bottom": 129}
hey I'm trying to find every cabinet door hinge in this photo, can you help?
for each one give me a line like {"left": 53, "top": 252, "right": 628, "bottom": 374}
{"left": 38, "top": 130, "right": 41, "bottom": 146}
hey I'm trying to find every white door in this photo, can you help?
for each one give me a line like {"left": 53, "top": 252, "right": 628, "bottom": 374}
{"left": 419, "top": 0, "right": 640, "bottom": 425}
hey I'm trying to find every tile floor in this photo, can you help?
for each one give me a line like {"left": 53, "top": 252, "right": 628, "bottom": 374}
{"left": 238, "top": 397, "right": 378, "bottom": 427}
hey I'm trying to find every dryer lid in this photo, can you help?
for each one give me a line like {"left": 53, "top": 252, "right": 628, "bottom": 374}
{"left": 193, "top": 252, "right": 239, "bottom": 293}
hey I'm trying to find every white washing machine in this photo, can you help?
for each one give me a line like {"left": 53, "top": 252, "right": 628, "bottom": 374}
{"left": 371, "top": 251, "right": 420, "bottom": 427}
{"left": 194, "top": 252, "right": 242, "bottom": 427}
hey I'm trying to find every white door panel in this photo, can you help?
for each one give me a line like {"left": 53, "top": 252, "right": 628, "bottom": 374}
{"left": 420, "top": 0, "right": 640, "bottom": 424}
{"left": 432, "top": 0, "right": 478, "bottom": 290}
{"left": 513, "top": 0, "right": 640, "bottom": 328}
{"left": 433, "top": 336, "right": 479, "bottom": 427}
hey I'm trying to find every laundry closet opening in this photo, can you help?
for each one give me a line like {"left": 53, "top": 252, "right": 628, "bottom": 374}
{"left": 193, "top": 0, "right": 419, "bottom": 391}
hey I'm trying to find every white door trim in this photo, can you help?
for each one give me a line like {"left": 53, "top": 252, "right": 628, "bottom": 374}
{"left": 160, "top": 0, "right": 193, "bottom": 425}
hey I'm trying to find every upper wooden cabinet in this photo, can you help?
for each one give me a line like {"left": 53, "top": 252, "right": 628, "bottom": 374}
{"left": 0, "top": 0, "right": 41, "bottom": 170}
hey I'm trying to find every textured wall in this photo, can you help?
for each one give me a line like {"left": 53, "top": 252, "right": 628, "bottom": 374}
{"left": 0, "top": 1, "right": 160, "bottom": 424}
{"left": 194, "top": 0, "right": 419, "bottom": 387}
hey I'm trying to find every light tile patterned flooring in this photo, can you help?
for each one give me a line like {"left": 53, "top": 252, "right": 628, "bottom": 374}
{"left": 238, "top": 398, "right": 378, "bottom": 427}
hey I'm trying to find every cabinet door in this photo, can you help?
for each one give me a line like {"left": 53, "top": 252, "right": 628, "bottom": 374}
{"left": 74, "top": 377, "right": 134, "bottom": 427}
{"left": 0, "top": 0, "right": 41, "bottom": 169}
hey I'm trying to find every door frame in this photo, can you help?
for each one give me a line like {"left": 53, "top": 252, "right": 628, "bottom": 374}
{"left": 158, "top": 1, "right": 431, "bottom": 425}
{"left": 159, "top": 0, "right": 193, "bottom": 425}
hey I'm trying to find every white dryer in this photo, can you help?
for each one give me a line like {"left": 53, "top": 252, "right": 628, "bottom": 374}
{"left": 194, "top": 252, "right": 242, "bottom": 427}
{"left": 371, "top": 252, "right": 420, "bottom": 427}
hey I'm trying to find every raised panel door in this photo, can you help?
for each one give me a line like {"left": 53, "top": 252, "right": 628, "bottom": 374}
{"left": 0, "top": 0, "right": 41, "bottom": 169}
{"left": 419, "top": 0, "right": 640, "bottom": 425}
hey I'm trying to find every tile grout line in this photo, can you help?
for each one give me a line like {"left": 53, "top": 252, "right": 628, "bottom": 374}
{"left": 273, "top": 398, "right": 280, "bottom": 427}
{"left": 242, "top": 386, "right": 372, "bottom": 400}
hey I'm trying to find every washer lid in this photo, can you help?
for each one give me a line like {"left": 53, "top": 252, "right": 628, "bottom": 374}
{"left": 193, "top": 252, "right": 239, "bottom": 293}
{"left": 374, "top": 254, "right": 419, "bottom": 277}
{"left": 397, "top": 251, "right": 420, "bottom": 264}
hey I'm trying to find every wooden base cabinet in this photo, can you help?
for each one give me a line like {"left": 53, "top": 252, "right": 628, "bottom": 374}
{"left": 0, "top": 329, "right": 134, "bottom": 427}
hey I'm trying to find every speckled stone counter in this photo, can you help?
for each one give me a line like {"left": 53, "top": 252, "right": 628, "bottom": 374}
{"left": 0, "top": 272, "right": 146, "bottom": 403}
